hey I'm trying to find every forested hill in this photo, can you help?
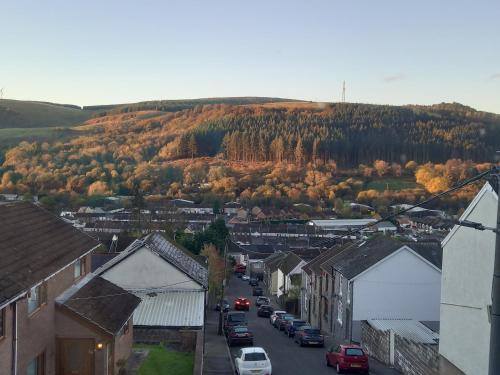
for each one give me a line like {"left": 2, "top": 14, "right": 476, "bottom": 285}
{"left": 1, "top": 100, "right": 499, "bottom": 199}
{"left": 180, "top": 102, "right": 500, "bottom": 165}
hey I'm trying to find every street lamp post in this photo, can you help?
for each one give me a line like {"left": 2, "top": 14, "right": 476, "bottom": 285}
{"left": 217, "top": 241, "right": 228, "bottom": 335}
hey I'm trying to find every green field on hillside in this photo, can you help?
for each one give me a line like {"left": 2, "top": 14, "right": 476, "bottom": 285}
{"left": 0, "top": 99, "right": 95, "bottom": 128}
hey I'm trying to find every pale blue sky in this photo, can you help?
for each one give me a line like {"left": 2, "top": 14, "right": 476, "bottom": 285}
{"left": 1, "top": 0, "right": 499, "bottom": 113}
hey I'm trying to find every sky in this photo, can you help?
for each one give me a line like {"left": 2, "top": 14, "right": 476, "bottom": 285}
{"left": 1, "top": 0, "right": 499, "bottom": 113}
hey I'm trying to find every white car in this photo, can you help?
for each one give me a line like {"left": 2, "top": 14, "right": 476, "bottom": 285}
{"left": 269, "top": 310, "right": 286, "bottom": 325}
{"left": 242, "top": 275, "right": 250, "bottom": 281}
{"left": 234, "top": 347, "right": 272, "bottom": 375}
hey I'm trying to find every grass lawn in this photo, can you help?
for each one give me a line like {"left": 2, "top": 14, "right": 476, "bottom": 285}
{"left": 135, "top": 345, "right": 194, "bottom": 375}
{"left": 366, "top": 177, "right": 417, "bottom": 191}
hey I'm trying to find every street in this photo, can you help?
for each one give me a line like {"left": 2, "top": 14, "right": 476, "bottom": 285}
{"left": 225, "top": 276, "right": 400, "bottom": 375}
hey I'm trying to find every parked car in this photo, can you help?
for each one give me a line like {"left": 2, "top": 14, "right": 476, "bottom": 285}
{"left": 269, "top": 310, "right": 287, "bottom": 325}
{"left": 326, "top": 344, "right": 369, "bottom": 374}
{"left": 215, "top": 299, "right": 230, "bottom": 312}
{"left": 236, "top": 272, "right": 243, "bottom": 278}
{"left": 257, "top": 304, "right": 274, "bottom": 318}
{"left": 235, "top": 264, "right": 246, "bottom": 274}
{"left": 249, "top": 278, "right": 259, "bottom": 286}
{"left": 284, "top": 319, "right": 307, "bottom": 337}
{"left": 275, "top": 313, "right": 295, "bottom": 330}
{"left": 234, "top": 347, "right": 272, "bottom": 375}
{"left": 242, "top": 275, "right": 250, "bottom": 281}
{"left": 234, "top": 297, "right": 250, "bottom": 311}
{"left": 252, "top": 287, "right": 264, "bottom": 296}
{"left": 294, "top": 326, "right": 324, "bottom": 347}
{"left": 227, "top": 325, "right": 254, "bottom": 347}
{"left": 255, "top": 296, "right": 270, "bottom": 306}
{"left": 224, "top": 311, "right": 247, "bottom": 335}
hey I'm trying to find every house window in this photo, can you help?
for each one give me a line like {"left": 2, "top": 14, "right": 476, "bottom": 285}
{"left": 347, "top": 282, "right": 351, "bottom": 305}
{"left": 27, "top": 351, "right": 45, "bottom": 375}
{"left": 337, "top": 300, "right": 343, "bottom": 325}
{"left": 74, "top": 258, "right": 86, "bottom": 279}
{"left": 326, "top": 274, "right": 329, "bottom": 291}
{"left": 0, "top": 307, "right": 4, "bottom": 338}
{"left": 323, "top": 298, "right": 328, "bottom": 318}
{"left": 338, "top": 277, "right": 343, "bottom": 297}
{"left": 28, "top": 283, "right": 47, "bottom": 316}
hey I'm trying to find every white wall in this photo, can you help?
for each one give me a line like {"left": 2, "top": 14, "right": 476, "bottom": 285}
{"left": 101, "top": 246, "right": 203, "bottom": 290}
{"left": 352, "top": 247, "right": 441, "bottom": 321}
{"left": 276, "top": 269, "right": 284, "bottom": 297}
{"left": 439, "top": 184, "right": 497, "bottom": 375}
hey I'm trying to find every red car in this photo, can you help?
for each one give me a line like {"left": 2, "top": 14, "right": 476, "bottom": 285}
{"left": 234, "top": 297, "right": 250, "bottom": 311}
{"left": 234, "top": 264, "right": 246, "bottom": 273}
{"left": 326, "top": 344, "right": 369, "bottom": 374}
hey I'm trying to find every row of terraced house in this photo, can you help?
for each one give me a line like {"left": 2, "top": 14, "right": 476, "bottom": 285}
{"left": 262, "top": 181, "right": 498, "bottom": 375}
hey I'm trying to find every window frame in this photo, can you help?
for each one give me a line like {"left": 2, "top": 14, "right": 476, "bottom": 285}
{"left": 337, "top": 300, "right": 343, "bottom": 326}
{"left": 74, "top": 257, "right": 86, "bottom": 280}
{"left": 27, "top": 351, "right": 45, "bottom": 375}
{"left": 28, "top": 283, "right": 47, "bottom": 316}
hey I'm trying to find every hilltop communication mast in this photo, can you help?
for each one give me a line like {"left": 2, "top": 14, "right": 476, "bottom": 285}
{"left": 341, "top": 81, "right": 346, "bottom": 103}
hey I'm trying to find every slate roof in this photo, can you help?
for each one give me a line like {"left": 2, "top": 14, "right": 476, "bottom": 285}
{"left": 403, "top": 241, "right": 442, "bottom": 269}
{"left": 144, "top": 232, "right": 208, "bottom": 288}
{"left": 278, "top": 253, "right": 303, "bottom": 275}
{"left": 61, "top": 276, "right": 141, "bottom": 335}
{"left": 328, "top": 236, "right": 403, "bottom": 279}
{"left": 0, "top": 202, "right": 100, "bottom": 307}
{"left": 263, "top": 252, "right": 287, "bottom": 272}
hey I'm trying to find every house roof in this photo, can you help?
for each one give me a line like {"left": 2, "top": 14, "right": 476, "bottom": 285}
{"left": 403, "top": 241, "right": 442, "bottom": 269}
{"left": 143, "top": 232, "right": 208, "bottom": 288}
{"left": 304, "top": 244, "right": 349, "bottom": 275}
{"left": 133, "top": 290, "right": 205, "bottom": 327}
{"left": 0, "top": 202, "right": 100, "bottom": 307}
{"left": 263, "top": 252, "right": 287, "bottom": 271}
{"left": 329, "top": 236, "right": 403, "bottom": 280}
{"left": 96, "top": 232, "right": 208, "bottom": 288}
{"left": 60, "top": 276, "right": 141, "bottom": 335}
{"left": 278, "top": 253, "right": 303, "bottom": 275}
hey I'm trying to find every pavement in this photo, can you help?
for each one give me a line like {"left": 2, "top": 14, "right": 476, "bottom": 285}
{"left": 224, "top": 275, "right": 401, "bottom": 375}
{"left": 203, "top": 304, "right": 234, "bottom": 375}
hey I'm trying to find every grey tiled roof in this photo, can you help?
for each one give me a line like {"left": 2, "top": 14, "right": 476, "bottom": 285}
{"left": 0, "top": 202, "right": 100, "bottom": 307}
{"left": 329, "top": 236, "right": 403, "bottom": 279}
{"left": 61, "top": 276, "right": 141, "bottom": 335}
{"left": 145, "top": 232, "right": 208, "bottom": 288}
{"left": 403, "top": 241, "right": 442, "bottom": 269}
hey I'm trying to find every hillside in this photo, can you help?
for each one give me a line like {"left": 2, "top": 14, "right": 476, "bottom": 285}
{"left": 0, "top": 100, "right": 498, "bottom": 209}
{"left": 0, "top": 99, "right": 95, "bottom": 128}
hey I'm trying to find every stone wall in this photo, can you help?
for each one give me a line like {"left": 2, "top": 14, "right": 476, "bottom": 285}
{"left": 394, "top": 335, "right": 439, "bottom": 375}
{"left": 134, "top": 328, "right": 199, "bottom": 352}
{"left": 361, "top": 321, "right": 391, "bottom": 364}
{"left": 361, "top": 321, "right": 439, "bottom": 375}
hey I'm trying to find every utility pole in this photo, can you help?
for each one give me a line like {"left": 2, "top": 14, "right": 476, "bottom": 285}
{"left": 489, "top": 166, "right": 500, "bottom": 375}
{"left": 217, "top": 240, "right": 228, "bottom": 335}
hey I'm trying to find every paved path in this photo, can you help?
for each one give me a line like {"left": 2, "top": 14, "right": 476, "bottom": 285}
{"left": 203, "top": 304, "right": 234, "bottom": 375}
{"left": 226, "top": 276, "right": 401, "bottom": 375}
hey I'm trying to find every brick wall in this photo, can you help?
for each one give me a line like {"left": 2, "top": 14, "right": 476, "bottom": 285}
{"left": 361, "top": 321, "right": 391, "bottom": 364}
{"left": 394, "top": 335, "right": 439, "bottom": 375}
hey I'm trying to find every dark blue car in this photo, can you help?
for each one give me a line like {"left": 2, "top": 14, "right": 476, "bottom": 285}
{"left": 294, "top": 326, "right": 324, "bottom": 347}
{"left": 284, "top": 319, "right": 308, "bottom": 337}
